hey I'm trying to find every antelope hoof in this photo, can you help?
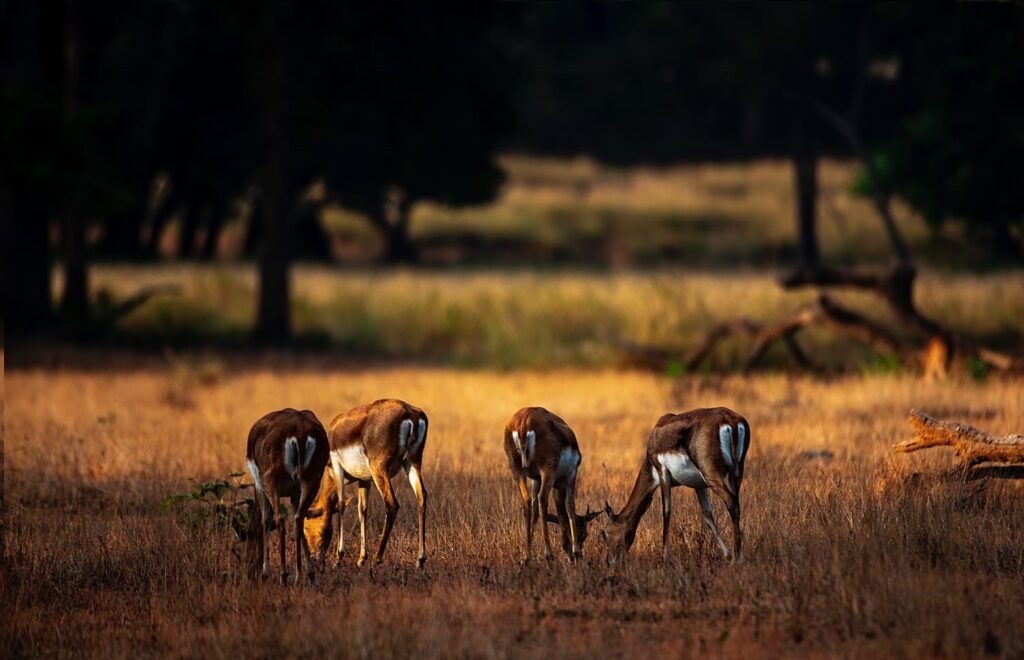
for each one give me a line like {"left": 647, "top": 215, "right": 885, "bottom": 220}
{"left": 357, "top": 556, "right": 367, "bottom": 568}
{"left": 417, "top": 556, "right": 426, "bottom": 569}
{"left": 281, "top": 571, "right": 290, "bottom": 585}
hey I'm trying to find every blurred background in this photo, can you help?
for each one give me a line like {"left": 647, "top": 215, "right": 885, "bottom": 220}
{"left": 3, "top": 2, "right": 1022, "bottom": 372}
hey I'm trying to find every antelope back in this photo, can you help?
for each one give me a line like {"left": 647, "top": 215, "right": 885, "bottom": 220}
{"left": 505, "top": 406, "right": 579, "bottom": 474}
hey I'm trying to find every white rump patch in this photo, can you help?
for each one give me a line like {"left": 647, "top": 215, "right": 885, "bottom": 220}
{"left": 650, "top": 465, "right": 662, "bottom": 489}
{"left": 658, "top": 452, "right": 707, "bottom": 488}
{"left": 333, "top": 445, "right": 372, "bottom": 481}
{"left": 284, "top": 436, "right": 300, "bottom": 478}
{"left": 511, "top": 430, "right": 525, "bottom": 467}
{"left": 555, "top": 447, "right": 580, "bottom": 482}
{"left": 525, "top": 430, "right": 536, "bottom": 465}
{"left": 736, "top": 422, "right": 747, "bottom": 464}
{"left": 719, "top": 424, "right": 734, "bottom": 467}
{"left": 246, "top": 458, "right": 265, "bottom": 496}
{"left": 415, "top": 419, "right": 427, "bottom": 453}
{"left": 303, "top": 436, "right": 317, "bottom": 470}
{"left": 398, "top": 419, "right": 413, "bottom": 455}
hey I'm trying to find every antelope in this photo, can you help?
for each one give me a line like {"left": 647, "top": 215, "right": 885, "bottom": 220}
{"left": 602, "top": 407, "right": 749, "bottom": 565}
{"left": 504, "top": 407, "right": 602, "bottom": 564}
{"left": 245, "top": 408, "right": 330, "bottom": 584}
{"left": 327, "top": 399, "right": 429, "bottom": 567}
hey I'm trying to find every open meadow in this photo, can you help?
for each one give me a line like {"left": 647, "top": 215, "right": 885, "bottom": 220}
{"left": 4, "top": 361, "right": 1023, "bottom": 658}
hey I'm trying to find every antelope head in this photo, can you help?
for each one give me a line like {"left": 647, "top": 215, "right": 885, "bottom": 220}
{"left": 544, "top": 505, "right": 605, "bottom": 559}
{"left": 600, "top": 500, "right": 634, "bottom": 566}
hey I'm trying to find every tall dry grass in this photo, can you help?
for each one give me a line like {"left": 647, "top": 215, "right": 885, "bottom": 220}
{"left": 4, "top": 365, "right": 1023, "bottom": 657}
{"left": 81, "top": 265, "right": 1024, "bottom": 370}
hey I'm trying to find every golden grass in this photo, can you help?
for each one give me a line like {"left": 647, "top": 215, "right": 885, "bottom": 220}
{"left": 83, "top": 264, "right": 1024, "bottom": 369}
{"left": 4, "top": 364, "right": 1023, "bottom": 657}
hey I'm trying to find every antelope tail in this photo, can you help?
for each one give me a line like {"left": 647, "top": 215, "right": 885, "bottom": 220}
{"left": 283, "top": 435, "right": 318, "bottom": 480}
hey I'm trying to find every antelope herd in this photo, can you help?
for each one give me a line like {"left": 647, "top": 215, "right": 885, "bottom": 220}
{"left": 244, "top": 399, "right": 749, "bottom": 584}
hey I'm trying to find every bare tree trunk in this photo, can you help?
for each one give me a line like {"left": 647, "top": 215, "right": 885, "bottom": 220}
{"left": 58, "top": 0, "right": 87, "bottom": 321}
{"left": 793, "top": 139, "right": 819, "bottom": 269}
{"left": 6, "top": 199, "right": 54, "bottom": 333}
{"left": 255, "top": 6, "right": 291, "bottom": 344}
{"left": 375, "top": 188, "right": 417, "bottom": 264}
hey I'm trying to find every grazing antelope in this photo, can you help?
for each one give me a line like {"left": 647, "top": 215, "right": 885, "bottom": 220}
{"left": 245, "top": 408, "right": 330, "bottom": 583}
{"left": 327, "top": 399, "right": 429, "bottom": 567}
{"left": 504, "top": 407, "right": 602, "bottom": 564}
{"left": 603, "top": 407, "right": 749, "bottom": 565}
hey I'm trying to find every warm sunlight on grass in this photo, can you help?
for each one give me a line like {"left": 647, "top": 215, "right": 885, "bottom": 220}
{"left": 4, "top": 366, "right": 1023, "bottom": 656}
{"left": 80, "top": 265, "right": 1024, "bottom": 370}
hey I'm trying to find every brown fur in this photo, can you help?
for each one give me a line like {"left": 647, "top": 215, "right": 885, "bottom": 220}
{"left": 326, "top": 399, "right": 429, "bottom": 567}
{"left": 245, "top": 408, "right": 329, "bottom": 583}
{"left": 604, "top": 407, "right": 749, "bottom": 564}
{"left": 504, "top": 407, "right": 600, "bottom": 563}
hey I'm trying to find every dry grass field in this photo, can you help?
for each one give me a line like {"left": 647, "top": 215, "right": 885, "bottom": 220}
{"left": 80, "top": 265, "right": 1024, "bottom": 370}
{"left": 4, "top": 361, "right": 1023, "bottom": 658}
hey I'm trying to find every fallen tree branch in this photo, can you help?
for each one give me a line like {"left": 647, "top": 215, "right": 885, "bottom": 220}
{"left": 742, "top": 306, "right": 820, "bottom": 372}
{"left": 894, "top": 409, "right": 1024, "bottom": 468}
{"left": 781, "top": 264, "right": 1021, "bottom": 374}
{"left": 685, "top": 318, "right": 762, "bottom": 371}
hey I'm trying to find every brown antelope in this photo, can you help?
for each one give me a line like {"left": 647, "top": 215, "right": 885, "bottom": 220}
{"left": 245, "top": 408, "right": 330, "bottom": 583}
{"left": 327, "top": 399, "right": 429, "bottom": 567}
{"left": 504, "top": 407, "right": 602, "bottom": 564}
{"left": 602, "top": 407, "right": 749, "bottom": 565}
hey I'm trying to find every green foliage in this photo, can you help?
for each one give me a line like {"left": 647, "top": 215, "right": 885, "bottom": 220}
{"left": 857, "top": 352, "right": 903, "bottom": 376}
{"left": 161, "top": 472, "right": 253, "bottom": 536}
{"left": 967, "top": 358, "right": 990, "bottom": 383}
{"left": 854, "top": 8, "right": 1024, "bottom": 259}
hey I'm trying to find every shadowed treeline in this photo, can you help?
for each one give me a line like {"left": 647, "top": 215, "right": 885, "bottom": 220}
{"left": 3, "top": 2, "right": 1022, "bottom": 344}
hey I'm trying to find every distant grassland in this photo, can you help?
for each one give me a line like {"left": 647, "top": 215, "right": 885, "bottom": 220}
{"left": 318, "top": 156, "right": 973, "bottom": 267}
{"left": 85, "top": 265, "right": 1023, "bottom": 370}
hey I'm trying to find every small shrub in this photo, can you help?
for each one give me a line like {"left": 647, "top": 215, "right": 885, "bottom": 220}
{"left": 161, "top": 471, "right": 254, "bottom": 537}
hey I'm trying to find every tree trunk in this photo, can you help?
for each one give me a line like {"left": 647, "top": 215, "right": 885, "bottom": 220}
{"left": 255, "top": 7, "right": 291, "bottom": 344}
{"left": 792, "top": 118, "right": 819, "bottom": 269}
{"left": 384, "top": 217, "right": 417, "bottom": 263}
{"left": 98, "top": 213, "right": 142, "bottom": 258}
{"left": 293, "top": 198, "right": 333, "bottom": 262}
{"left": 199, "top": 199, "right": 227, "bottom": 260}
{"left": 375, "top": 191, "right": 417, "bottom": 264}
{"left": 58, "top": 0, "right": 87, "bottom": 321}
{"left": 176, "top": 203, "right": 201, "bottom": 258}
{"left": 5, "top": 201, "right": 54, "bottom": 334}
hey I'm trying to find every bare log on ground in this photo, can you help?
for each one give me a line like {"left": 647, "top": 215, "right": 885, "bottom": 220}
{"left": 781, "top": 264, "right": 1021, "bottom": 375}
{"left": 607, "top": 316, "right": 820, "bottom": 373}
{"left": 894, "top": 409, "right": 1024, "bottom": 468}
{"left": 741, "top": 306, "right": 820, "bottom": 372}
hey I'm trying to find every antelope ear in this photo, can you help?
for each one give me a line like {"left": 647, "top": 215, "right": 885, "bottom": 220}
{"left": 544, "top": 513, "right": 561, "bottom": 525}
{"left": 604, "top": 500, "right": 618, "bottom": 522}
{"left": 583, "top": 505, "right": 603, "bottom": 522}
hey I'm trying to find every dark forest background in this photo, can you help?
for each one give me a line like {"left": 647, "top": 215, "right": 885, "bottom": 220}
{"left": 3, "top": 2, "right": 1022, "bottom": 344}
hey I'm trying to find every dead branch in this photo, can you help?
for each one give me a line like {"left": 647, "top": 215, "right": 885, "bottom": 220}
{"left": 781, "top": 263, "right": 1020, "bottom": 374}
{"left": 742, "top": 306, "right": 820, "bottom": 372}
{"left": 685, "top": 318, "right": 762, "bottom": 371}
{"left": 894, "top": 409, "right": 1024, "bottom": 468}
